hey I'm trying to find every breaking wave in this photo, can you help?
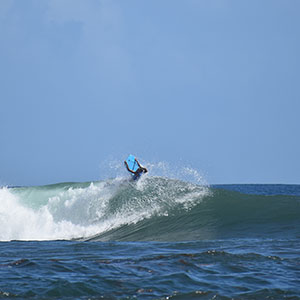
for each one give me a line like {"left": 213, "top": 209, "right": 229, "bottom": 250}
{"left": 0, "top": 178, "right": 299, "bottom": 241}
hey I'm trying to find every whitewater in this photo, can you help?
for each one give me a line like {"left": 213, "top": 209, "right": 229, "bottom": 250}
{"left": 0, "top": 176, "right": 209, "bottom": 241}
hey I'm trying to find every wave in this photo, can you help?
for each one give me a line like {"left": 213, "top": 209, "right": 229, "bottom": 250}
{"left": 0, "top": 178, "right": 299, "bottom": 241}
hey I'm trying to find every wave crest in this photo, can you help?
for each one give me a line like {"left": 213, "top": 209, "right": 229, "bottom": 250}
{"left": 1, "top": 180, "right": 299, "bottom": 242}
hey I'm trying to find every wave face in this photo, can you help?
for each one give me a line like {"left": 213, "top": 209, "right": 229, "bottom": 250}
{"left": 1, "top": 179, "right": 299, "bottom": 241}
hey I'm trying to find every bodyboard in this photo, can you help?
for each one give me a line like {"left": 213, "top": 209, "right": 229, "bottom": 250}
{"left": 126, "top": 155, "right": 139, "bottom": 172}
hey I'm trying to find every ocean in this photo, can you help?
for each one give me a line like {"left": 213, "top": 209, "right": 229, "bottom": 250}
{"left": 0, "top": 177, "right": 299, "bottom": 299}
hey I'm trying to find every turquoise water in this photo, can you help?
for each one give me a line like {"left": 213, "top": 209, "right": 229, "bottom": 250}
{"left": 0, "top": 179, "right": 299, "bottom": 299}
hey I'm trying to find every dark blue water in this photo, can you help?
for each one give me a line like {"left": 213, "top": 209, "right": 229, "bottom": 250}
{"left": 213, "top": 184, "right": 300, "bottom": 196}
{"left": 0, "top": 182, "right": 299, "bottom": 299}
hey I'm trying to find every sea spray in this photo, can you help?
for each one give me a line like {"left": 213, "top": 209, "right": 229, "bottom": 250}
{"left": 99, "top": 156, "right": 208, "bottom": 186}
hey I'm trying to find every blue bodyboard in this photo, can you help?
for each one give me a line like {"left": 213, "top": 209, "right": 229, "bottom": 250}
{"left": 126, "top": 155, "right": 139, "bottom": 172}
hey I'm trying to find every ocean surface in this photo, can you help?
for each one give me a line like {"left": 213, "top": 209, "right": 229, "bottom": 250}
{"left": 0, "top": 177, "right": 299, "bottom": 299}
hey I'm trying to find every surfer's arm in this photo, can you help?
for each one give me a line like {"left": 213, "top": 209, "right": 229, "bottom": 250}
{"left": 135, "top": 159, "right": 142, "bottom": 168}
{"left": 135, "top": 159, "right": 148, "bottom": 173}
{"left": 124, "top": 161, "right": 135, "bottom": 174}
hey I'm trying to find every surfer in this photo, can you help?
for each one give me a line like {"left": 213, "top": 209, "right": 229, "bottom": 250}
{"left": 124, "top": 158, "right": 148, "bottom": 180}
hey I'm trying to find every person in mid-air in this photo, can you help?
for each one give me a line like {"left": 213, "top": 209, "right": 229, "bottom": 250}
{"left": 124, "top": 158, "right": 148, "bottom": 180}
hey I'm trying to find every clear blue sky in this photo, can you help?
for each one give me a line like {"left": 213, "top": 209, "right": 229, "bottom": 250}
{"left": 1, "top": 0, "right": 299, "bottom": 186}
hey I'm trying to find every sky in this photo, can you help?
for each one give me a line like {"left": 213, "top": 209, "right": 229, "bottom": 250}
{"left": 0, "top": 0, "right": 299, "bottom": 186}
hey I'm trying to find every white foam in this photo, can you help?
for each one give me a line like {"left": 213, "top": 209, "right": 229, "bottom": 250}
{"left": 0, "top": 186, "right": 104, "bottom": 241}
{"left": 0, "top": 173, "right": 210, "bottom": 241}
